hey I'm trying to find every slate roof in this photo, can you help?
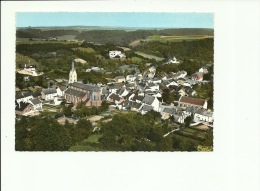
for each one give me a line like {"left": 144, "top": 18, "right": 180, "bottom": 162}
{"left": 163, "top": 107, "right": 176, "bottom": 115}
{"left": 108, "top": 93, "right": 121, "bottom": 101}
{"left": 58, "top": 86, "right": 67, "bottom": 91}
{"left": 116, "top": 88, "right": 126, "bottom": 95}
{"left": 15, "top": 102, "right": 31, "bottom": 111}
{"left": 30, "top": 98, "right": 41, "bottom": 105}
{"left": 32, "top": 91, "right": 41, "bottom": 98}
{"left": 43, "top": 88, "right": 57, "bottom": 95}
{"left": 179, "top": 96, "right": 205, "bottom": 106}
{"left": 64, "top": 88, "right": 86, "bottom": 98}
{"left": 142, "top": 105, "right": 154, "bottom": 112}
{"left": 69, "top": 82, "right": 100, "bottom": 92}
{"left": 16, "top": 92, "right": 33, "bottom": 99}
{"left": 142, "top": 95, "right": 155, "bottom": 105}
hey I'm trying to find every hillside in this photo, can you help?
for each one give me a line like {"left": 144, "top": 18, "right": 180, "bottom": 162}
{"left": 16, "top": 27, "right": 214, "bottom": 46}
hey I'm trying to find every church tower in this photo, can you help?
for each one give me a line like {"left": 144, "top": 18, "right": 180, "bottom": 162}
{"left": 69, "top": 60, "right": 77, "bottom": 84}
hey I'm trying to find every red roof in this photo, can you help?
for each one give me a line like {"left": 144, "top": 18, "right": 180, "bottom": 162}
{"left": 179, "top": 96, "right": 205, "bottom": 106}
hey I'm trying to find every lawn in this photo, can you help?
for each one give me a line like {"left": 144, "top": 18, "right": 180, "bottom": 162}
{"left": 135, "top": 51, "right": 164, "bottom": 61}
{"left": 72, "top": 47, "right": 96, "bottom": 53}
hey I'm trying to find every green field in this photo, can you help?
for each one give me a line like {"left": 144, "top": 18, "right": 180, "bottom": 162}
{"left": 135, "top": 51, "right": 164, "bottom": 61}
{"left": 147, "top": 35, "right": 214, "bottom": 43}
{"left": 72, "top": 47, "right": 96, "bottom": 53}
{"left": 69, "top": 134, "right": 103, "bottom": 151}
{"left": 16, "top": 40, "right": 82, "bottom": 45}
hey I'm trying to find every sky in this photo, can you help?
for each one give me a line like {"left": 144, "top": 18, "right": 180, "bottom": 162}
{"left": 16, "top": 12, "right": 213, "bottom": 28}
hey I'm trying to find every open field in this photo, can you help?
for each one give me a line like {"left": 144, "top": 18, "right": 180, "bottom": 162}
{"left": 147, "top": 35, "right": 214, "bottom": 43}
{"left": 72, "top": 47, "right": 96, "bottom": 53}
{"left": 135, "top": 51, "right": 164, "bottom": 61}
{"left": 16, "top": 40, "right": 82, "bottom": 45}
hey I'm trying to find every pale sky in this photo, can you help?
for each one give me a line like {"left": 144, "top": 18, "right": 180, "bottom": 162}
{"left": 16, "top": 12, "right": 214, "bottom": 28}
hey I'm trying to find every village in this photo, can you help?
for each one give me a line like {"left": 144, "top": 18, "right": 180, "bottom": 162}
{"left": 15, "top": 50, "right": 214, "bottom": 132}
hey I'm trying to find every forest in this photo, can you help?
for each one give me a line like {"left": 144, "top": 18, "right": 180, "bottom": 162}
{"left": 16, "top": 110, "right": 213, "bottom": 151}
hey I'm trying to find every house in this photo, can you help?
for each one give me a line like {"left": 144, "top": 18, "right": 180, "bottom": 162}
{"left": 42, "top": 88, "right": 57, "bottom": 100}
{"left": 116, "top": 88, "right": 129, "bottom": 97}
{"left": 167, "top": 57, "right": 180, "bottom": 64}
{"left": 107, "top": 93, "right": 124, "bottom": 105}
{"left": 15, "top": 101, "right": 33, "bottom": 115}
{"left": 16, "top": 92, "right": 34, "bottom": 103}
{"left": 126, "top": 75, "right": 136, "bottom": 82}
{"left": 142, "top": 95, "right": 160, "bottom": 112}
{"left": 56, "top": 86, "right": 67, "bottom": 97}
{"left": 145, "top": 82, "right": 159, "bottom": 91}
{"left": 28, "top": 98, "right": 42, "bottom": 111}
{"left": 192, "top": 72, "right": 203, "bottom": 81}
{"left": 123, "top": 101, "right": 142, "bottom": 111}
{"left": 64, "top": 82, "right": 102, "bottom": 107}
{"left": 171, "top": 71, "right": 187, "bottom": 80}
{"left": 179, "top": 96, "right": 207, "bottom": 109}
{"left": 24, "top": 76, "right": 30, "bottom": 82}
{"left": 140, "top": 105, "right": 154, "bottom": 115}
{"left": 24, "top": 64, "right": 36, "bottom": 72}
{"left": 114, "top": 76, "right": 125, "bottom": 83}
{"left": 109, "top": 50, "right": 126, "bottom": 59}
{"left": 199, "top": 67, "right": 208, "bottom": 74}
{"left": 194, "top": 109, "right": 214, "bottom": 123}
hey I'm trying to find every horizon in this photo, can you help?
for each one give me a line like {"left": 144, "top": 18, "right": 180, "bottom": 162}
{"left": 16, "top": 12, "right": 214, "bottom": 29}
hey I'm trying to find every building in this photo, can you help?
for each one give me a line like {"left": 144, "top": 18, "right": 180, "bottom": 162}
{"left": 69, "top": 60, "right": 77, "bottom": 84}
{"left": 109, "top": 50, "right": 126, "bottom": 59}
{"left": 64, "top": 82, "right": 102, "bottom": 107}
{"left": 114, "top": 76, "right": 126, "bottom": 83}
{"left": 15, "top": 101, "right": 33, "bottom": 115}
{"left": 192, "top": 72, "right": 203, "bottom": 81}
{"left": 179, "top": 96, "right": 207, "bottom": 109}
{"left": 41, "top": 88, "right": 57, "bottom": 100}
{"left": 142, "top": 95, "right": 160, "bottom": 112}
{"left": 28, "top": 98, "right": 42, "bottom": 111}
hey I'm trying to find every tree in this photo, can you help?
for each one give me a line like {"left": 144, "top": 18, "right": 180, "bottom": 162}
{"left": 162, "top": 88, "right": 175, "bottom": 104}
{"left": 184, "top": 116, "right": 193, "bottom": 128}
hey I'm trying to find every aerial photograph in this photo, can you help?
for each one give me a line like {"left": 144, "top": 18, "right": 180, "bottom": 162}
{"left": 15, "top": 12, "right": 214, "bottom": 151}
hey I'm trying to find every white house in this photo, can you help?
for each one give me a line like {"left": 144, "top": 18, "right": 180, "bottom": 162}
{"left": 56, "top": 86, "right": 67, "bottom": 97}
{"left": 42, "top": 88, "right": 57, "bottom": 100}
{"left": 199, "top": 67, "right": 208, "bottom": 74}
{"left": 28, "top": 98, "right": 42, "bottom": 111}
{"left": 109, "top": 50, "right": 126, "bottom": 59}
{"left": 16, "top": 92, "right": 33, "bottom": 103}
{"left": 126, "top": 75, "right": 136, "bottom": 82}
{"left": 142, "top": 95, "right": 160, "bottom": 112}
{"left": 167, "top": 57, "right": 180, "bottom": 64}
{"left": 194, "top": 109, "right": 214, "bottom": 123}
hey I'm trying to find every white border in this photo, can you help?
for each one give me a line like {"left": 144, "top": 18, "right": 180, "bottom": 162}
{"left": 1, "top": 1, "right": 260, "bottom": 191}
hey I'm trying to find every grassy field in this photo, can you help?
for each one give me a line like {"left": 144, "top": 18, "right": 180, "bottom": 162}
{"left": 146, "top": 35, "right": 214, "bottom": 43}
{"left": 135, "top": 51, "right": 164, "bottom": 61}
{"left": 72, "top": 47, "right": 96, "bottom": 53}
{"left": 16, "top": 53, "right": 38, "bottom": 68}
{"left": 83, "top": 134, "right": 103, "bottom": 144}
{"left": 16, "top": 40, "right": 82, "bottom": 45}
{"left": 69, "top": 134, "right": 103, "bottom": 151}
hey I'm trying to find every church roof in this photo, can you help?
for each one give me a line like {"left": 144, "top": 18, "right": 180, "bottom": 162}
{"left": 179, "top": 96, "right": 205, "bottom": 106}
{"left": 64, "top": 88, "right": 86, "bottom": 98}
{"left": 69, "top": 82, "right": 100, "bottom": 92}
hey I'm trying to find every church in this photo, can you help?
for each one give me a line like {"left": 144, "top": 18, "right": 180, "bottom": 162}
{"left": 64, "top": 60, "right": 102, "bottom": 107}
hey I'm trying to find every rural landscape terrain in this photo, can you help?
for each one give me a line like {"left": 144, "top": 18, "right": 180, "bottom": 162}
{"left": 15, "top": 26, "right": 214, "bottom": 151}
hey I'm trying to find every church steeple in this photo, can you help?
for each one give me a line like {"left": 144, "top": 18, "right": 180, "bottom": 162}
{"left": 71, "top": 59, "right": 75, "bottom": 71}
{"left": 69, "top": 59, "right": 77, "bottom": 84}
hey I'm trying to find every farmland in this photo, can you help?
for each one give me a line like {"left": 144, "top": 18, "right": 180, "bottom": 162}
{"left": 147, "top": 35, "right": 214, "bottom": 43}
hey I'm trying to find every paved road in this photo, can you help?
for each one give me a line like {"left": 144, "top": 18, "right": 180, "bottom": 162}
{"left": 163, "top": 128, "right": 180, "bottom": 137}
